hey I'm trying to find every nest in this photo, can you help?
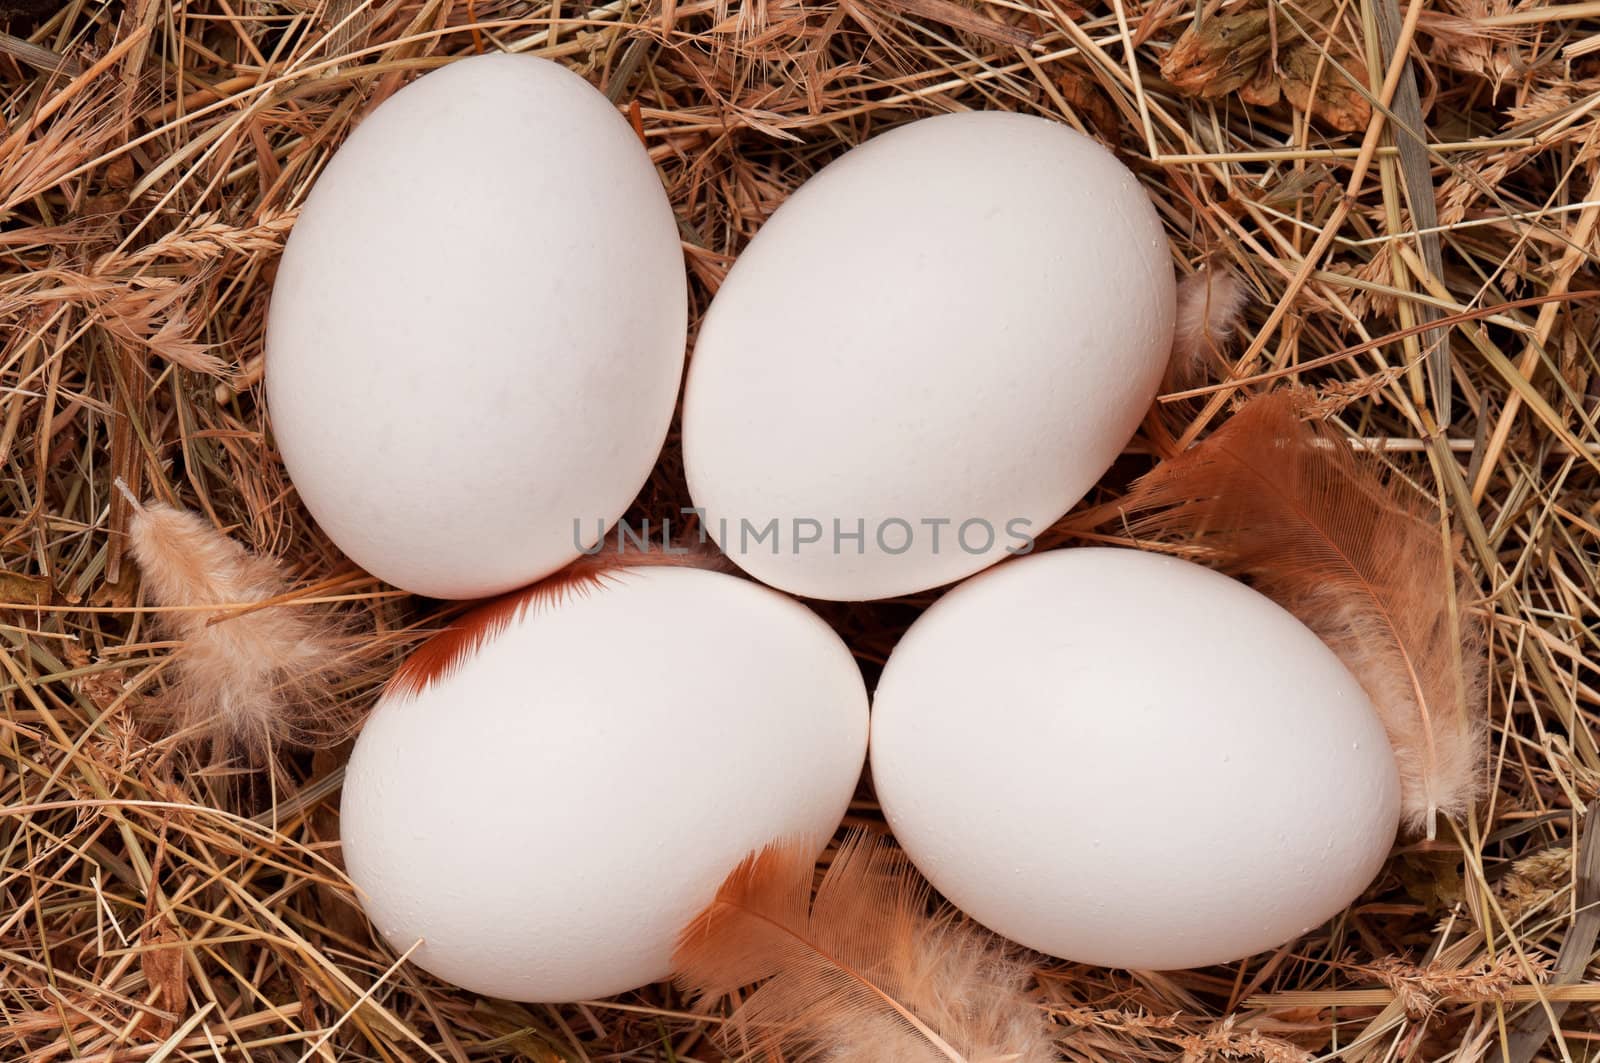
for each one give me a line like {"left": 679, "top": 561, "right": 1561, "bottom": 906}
{"left": 2, "top": 0, "right": 1597, "bottom": 1059}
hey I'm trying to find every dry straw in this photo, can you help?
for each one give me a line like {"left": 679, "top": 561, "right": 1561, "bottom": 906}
{"left": 1, "top": 0, "right": 1597, "bottom": 1059}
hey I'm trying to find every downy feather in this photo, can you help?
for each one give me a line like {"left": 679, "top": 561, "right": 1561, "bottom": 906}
{"left": 674, "top": 831, "right": 1059, "bottom": 1063}
{"left": 117, "top": 480, "right": 348, "bottom": 757}
{"left": 1169, "top": 266, "right": 1250, "bottom": 388}
{"left": 1121, "top": 391, "right": 1485, "bottom": 839}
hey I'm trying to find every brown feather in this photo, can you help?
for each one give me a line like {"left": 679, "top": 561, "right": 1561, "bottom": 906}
{"left": 1121, "top": 391, "right": 1485, "bottom": 839}
{"left": 386, "top": 542, "right": 731, "bottom": 700}
{"left": 673, "top": 831, "right": 1058, "bottom": 1063}
{"left": 117, "top": 480, "right": 351, "bottom": 758}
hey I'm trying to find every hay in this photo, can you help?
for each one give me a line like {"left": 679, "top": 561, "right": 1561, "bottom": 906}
{"left": 1, "top": 0, "right": 1597, "bottom": 1059}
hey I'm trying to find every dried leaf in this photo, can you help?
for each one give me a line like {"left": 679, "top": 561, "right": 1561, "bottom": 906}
{"left": 138, "top": 912, "right": 187, "bottom": 1037}
{"left": 1162, "top": 2, "right": 1372, "bottom": 132}
{"left": 1164, "top": 12, "right": 1274, "bottom": 98}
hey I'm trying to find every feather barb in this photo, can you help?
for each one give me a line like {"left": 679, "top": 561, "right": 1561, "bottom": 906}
{"left": 1121, "top": 391, "right": 1484, "bottom": 839}
{"left": 116, "top": 479, "right": 349, "bottom": 758}
{"left": 1169, "top": 265, "right": 1250, "bottom": 388}
{"left": 673, "top": 831, "right": 1058, "bottom": 1063}
{"left": 386, "top": 543, "right": 729, "bottom": 700}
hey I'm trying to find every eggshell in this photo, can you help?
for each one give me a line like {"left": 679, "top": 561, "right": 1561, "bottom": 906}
{"left": 340, "top": 566, "right": 868, "bottom": 1001}
{"left": 870, "top": 547, "right": 1400, "bottom": 970}
{"left": 267, "top": 54, "right": 686, "bottom": 599}
{"left": 683, "top": 112, "right": 1174, "bottom": 601}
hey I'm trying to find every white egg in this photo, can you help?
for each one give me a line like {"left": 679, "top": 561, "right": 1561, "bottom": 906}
{"left": 870, "top": 547, "right": 1400, "bottom": 970}
{"left": 683, "top": 113, "right": 1174, "bottom": 601}
{"left": 340, "top": 566, "right": 868, "bottom": 1001}
{"left": 267, "top": 54, "right": 686, "bottom": 599}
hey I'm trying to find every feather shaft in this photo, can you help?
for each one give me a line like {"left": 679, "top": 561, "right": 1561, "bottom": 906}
{"left": 711, "top": 902, "right": 967, "bottom": 1063}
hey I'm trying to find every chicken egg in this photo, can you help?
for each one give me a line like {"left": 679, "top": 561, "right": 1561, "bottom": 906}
{"left": 683, "top": 113, "right": 1174, "bottom": 601}
{"left": 870, "top": 547, "right": 1400, "bottom": 969}
{"left": 340, "top": 565, "right": 868, "bottom": 1001}
{"left": 267, "top": 54, "right": 687, "bottom": 599}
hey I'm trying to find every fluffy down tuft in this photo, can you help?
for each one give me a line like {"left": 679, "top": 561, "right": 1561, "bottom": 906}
{"left": 674, "top": 830, "right": 1059, "bottom": 1063}
{"left": 118, "top": 480, "right": 350, "bottom": 758}
{"left": 1169, "top": 265, "right": 1251, "bottom": 388}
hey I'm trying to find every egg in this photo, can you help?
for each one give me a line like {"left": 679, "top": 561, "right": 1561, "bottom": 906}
{"left": 340, "top": 565, "right": 868, "bottom": 1001}
{"left": 267, "top": 54, "right": 686, "bottom": 599}
{"left": 682, "top": 112, "right": 1174, "bottom": 601}
{"left": 870, "top": 547, "right": 1400, "bottom": 970}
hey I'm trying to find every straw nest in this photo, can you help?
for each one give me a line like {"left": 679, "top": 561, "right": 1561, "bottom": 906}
{"left": 2, "top": 0, "right": 1597, "bottom": 1059}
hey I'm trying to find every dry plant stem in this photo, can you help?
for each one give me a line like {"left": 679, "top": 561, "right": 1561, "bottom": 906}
{"left": 875, "top": 0, "right": 1038, "bottom": 51}
{"left": 1178, "top": 0, "right": 1426, "bottom": 450}
{"left": 4, "top": 0, "right": 1597, "bottom": 1056}
{"left": 1367, "top": 0, "right": 1449, "bottom": 424}
{"left": 1470, "top": 169, "right": 1600, "bottom": 503}
{"left": 0, "top": 29, "right": 151, "bottom": 165}
{"left": 1391, "top": 243, "right": 1600, "bottom": 485}
{"left": 1474, "top": 2, "right": 1600, "bottom": 27}
{"left": 0, "top": 33, "right": 85, "bottom": 77}
{"left": 1155, "top": 137, "right": 1538, "bottom": 164}
{"left": 1500, "top": 799, "right": 1600, "bottom": 1063}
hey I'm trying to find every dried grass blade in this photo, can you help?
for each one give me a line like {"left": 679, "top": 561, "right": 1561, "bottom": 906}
{"left": 1500, "top": 798, "right": 1600, "bottom": 1063}
{"left": 1371, "top": 0, "right": 1451, "bottom": 425}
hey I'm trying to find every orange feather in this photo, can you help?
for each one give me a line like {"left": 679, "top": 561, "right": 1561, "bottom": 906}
{"left": 1121, "top": 390, "right": 1485, "bottom": 839}
{"left": 386, "top": 542, "right": 729, "bottom": 700}
{"left": 673, "top": 831, "right": 1058, "bottom": 1063}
